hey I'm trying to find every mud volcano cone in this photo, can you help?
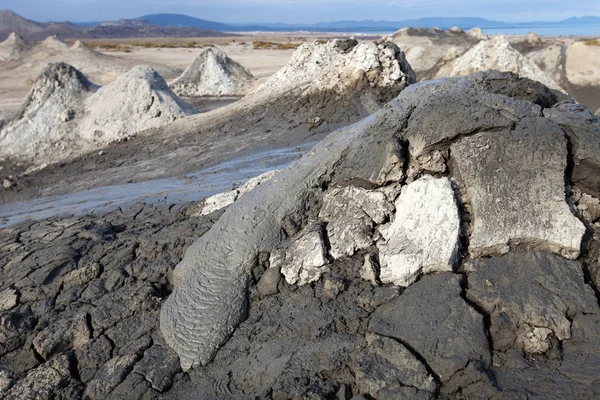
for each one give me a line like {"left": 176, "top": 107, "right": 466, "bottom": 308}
{"left": 170, "top": 47, "right": 256, "bottom": 97}
{"left": 40, "top": 35, "right": 69, "bottom": 53}
{"left": 437, "top": 35, "right": 561, "bottom": 90}
{"left": 81, "top": 65, "right": 196, "bottom": 143}
{"left": 0, "top": 32, "right": 28, "bottom": 61}
{"left": 0, "top": 62, "right": 97, "bottom": 160}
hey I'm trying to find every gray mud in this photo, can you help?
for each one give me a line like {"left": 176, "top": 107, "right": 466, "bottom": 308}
{"left": 2, "top": 71, "right": 600, "bottom": 400}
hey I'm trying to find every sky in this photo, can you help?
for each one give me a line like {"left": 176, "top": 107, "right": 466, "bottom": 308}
{"left": 4, "top": 0, "right": 600, "bottom": 24}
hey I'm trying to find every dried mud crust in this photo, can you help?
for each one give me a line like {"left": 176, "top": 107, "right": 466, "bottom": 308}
{"left": 0, "top": 202, "right": 219, "bottom": 399}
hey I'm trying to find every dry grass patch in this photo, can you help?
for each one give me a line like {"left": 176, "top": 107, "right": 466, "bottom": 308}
{"left": 583, "top": 39, "right": 600, "bottom": 46}
{"left": 252, "top": 41, "right": 303, "bottom": 50}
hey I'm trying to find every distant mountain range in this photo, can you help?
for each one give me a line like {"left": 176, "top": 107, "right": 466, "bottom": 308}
{"left": 1, "top": 9, "right": 600, "bottom": 41}
{"left": 128, "top": 13, "right": 600, "bottom": 32}
{"left": 0, "top": 10, "right": 229, "bottom": 41}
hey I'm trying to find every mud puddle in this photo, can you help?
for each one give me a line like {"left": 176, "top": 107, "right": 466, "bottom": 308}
{"left": 0, "top": 143, "right": 315, "bottom": 227}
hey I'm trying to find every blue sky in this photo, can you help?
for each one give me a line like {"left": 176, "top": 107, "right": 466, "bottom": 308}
{"left": 4, "top": 0, "right": 600, "bottom": 24}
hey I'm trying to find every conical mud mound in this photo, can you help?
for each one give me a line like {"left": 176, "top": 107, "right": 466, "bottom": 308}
{"left": 81, "top": 65, "right": 197, "bottom": 143}
{"left": 0, "top": 32, "right": 28, "bottom": 61}
{"left": 39, "top": 35, "right": 69, "bottom": 53}
{"left": 436, "top": 35, "right": 561, "bottom": 90}
{"left": 67, "top": 40, "right": 103, "bottom": 58}
{"left": 170, "top": 47, "right": 256, "bottom": 97}
{"left": 252, "top": 38, "right": 416, "bottom": 103}
{"left": 0, "top": 62, "right": 97, "bottom": 160}
{"left": 391, "top": 26, "right": 484, "bottom": 79}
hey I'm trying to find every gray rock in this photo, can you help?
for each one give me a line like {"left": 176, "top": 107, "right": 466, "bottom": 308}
{"left": 193, "top": 170, "right": 280, "bottom": 216}
{"left": 84, "top": 355, "right": 138, "bottom": 400}
{"left": 0, "top": 365, "right": 14, "bottom": 396}
{"left": 32, "top": 311, "right": 92, "bottom": 360}
{"left": 256, "top": 266, "right": 280, "bottom": 297}
{"left": 62, "top": 262, "right": 101, "bottom": 288}
{"left": 4, "top": 354, "right": 73, "bottom": 400}
{"left": 559, "top": 313, "right": 600, "bottom": 386}
{"left": 576, "top": 192, "right": 600, "bottom": 223}
{"left": 353, "top": 333, "right": 437, "bottom": 397}
{"left": 544, "top": 102, "right": 600, "bottom": 197}
{"left": 322, "top": 277, "right": 346, "bottom": 300}
{"left": 0, "top": 288, "right": 18, "bottom": 312}
{"left": 377, "top": 176, "right": 460, "bottom": 286}
{"left": 451, "top": 117, "right": 585, "bottom": 259}
{"left": 118, "top": 335, "right": 153, "bottom": 357}
{"left": 134, "top": 346, "right": 181, "bottom": 392}
{"left": 281, "top": 225, "right": 329, "bottom": 286}
{"left": 319, "top": 186, "right": 393, "bottom": 259}
{"left": 75, "top": 335, "right": 114, "bottom": 383}
{"left": 106, "top": 371, "right": 152, "bottom": 400}
{"left": 467, "top": 252, "right": 598, "bottom": 353}
{"left": 360, "top": 253, "right": 379, "bottom": 285}
{"left": 369, "top": 273, "right": 490, "bottom": 382}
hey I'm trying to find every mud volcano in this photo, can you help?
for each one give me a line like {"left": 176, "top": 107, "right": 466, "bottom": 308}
{"left": 0, "top": 62, "right": 97, "bottom": 161}
{"left": 436, "top": 35, "right": 561, "bottom": 91}
{"left": 0, "top": 32, "right": 28, "bottom": 61}
{"left": 169, "top": 47, "right": 256, "bottom": 97}
{"left": 162, "top": 71, "right": 600, "bottom": 398}
{"left": 81, "top": 65, "right": 196, "bottom": 144}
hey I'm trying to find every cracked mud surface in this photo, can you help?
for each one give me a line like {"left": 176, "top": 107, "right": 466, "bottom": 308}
{"left": 3, "top": 71, "right": 600, "bottom": 399}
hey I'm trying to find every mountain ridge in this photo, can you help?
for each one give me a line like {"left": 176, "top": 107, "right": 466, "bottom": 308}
{"left": 2, "top": 9, "right": 600, "bottom": 40}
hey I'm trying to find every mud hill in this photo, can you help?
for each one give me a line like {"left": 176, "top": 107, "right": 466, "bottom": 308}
{"left": 0, "top": 63, "right": 97, "bottom": 161}
{"left": 170, "top": 48, "right": 256, "bottom": 97}
{"left": 0, "top": 63, "right": 195, "bottom": 164}
{"left": 81, "top": 65, "right": 197, "bottom": 144}
{"left": 1, "top": 71, "right": 600, "bottom": 400}
{"left": 392, "top": 27, "right": 485, "bottom": 78}
{"left": 39, "top": 35, "right": 69, "bottom": 54}
{"left": 434, "top": 35, "right": 562, "bottom": 91}
{"left": 0, "top": 32, "right": 28, "bottom": 61}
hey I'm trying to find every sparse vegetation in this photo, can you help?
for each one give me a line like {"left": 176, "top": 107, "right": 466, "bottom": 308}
{"left": 252, "top": 41, "right": 303, "bottom": 50}
{"left": 584, "top": 39, "right": 600, "bottom": 46}
{"left": 81, "top": 41, "right": 216, "bottom": 51}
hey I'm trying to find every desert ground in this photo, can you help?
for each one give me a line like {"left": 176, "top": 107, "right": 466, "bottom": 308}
{"left": 1, "top": 27, "right": 600, "bottom": 400}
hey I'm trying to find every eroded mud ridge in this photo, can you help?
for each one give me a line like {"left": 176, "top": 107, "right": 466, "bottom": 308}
{"left": 2, "top": 71, "right": 600, "bottom": 399}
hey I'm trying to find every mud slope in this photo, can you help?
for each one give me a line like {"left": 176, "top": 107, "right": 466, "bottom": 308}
{"left": 0, "top": 32, "right": 27, "bottom": 61}
{"left": 566, "top": 41, "right": 600, "bottom": 111}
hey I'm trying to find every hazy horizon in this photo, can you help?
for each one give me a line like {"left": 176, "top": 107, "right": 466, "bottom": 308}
{"left": 3, "top": 0, "right": 600, "bottom": 25}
